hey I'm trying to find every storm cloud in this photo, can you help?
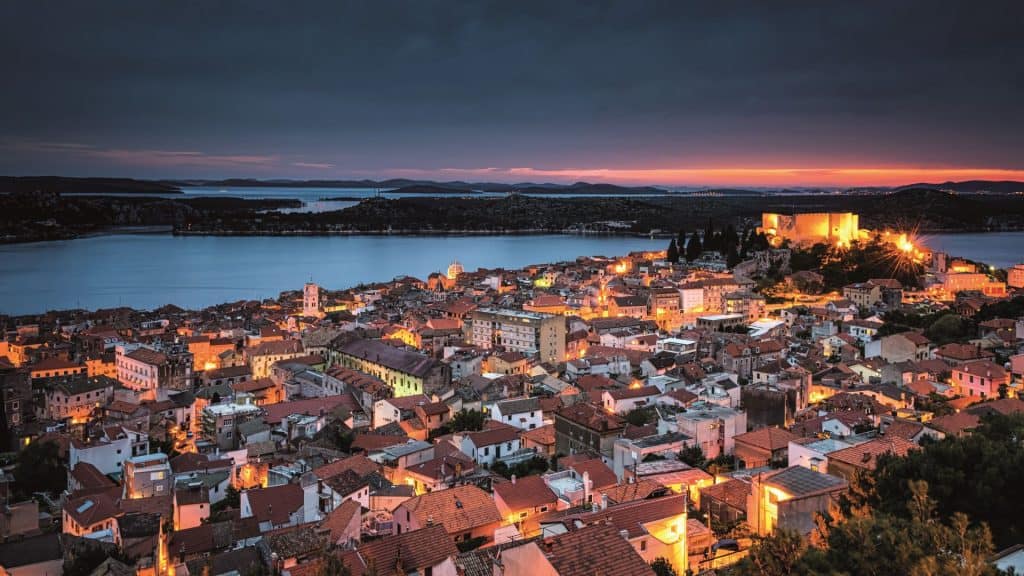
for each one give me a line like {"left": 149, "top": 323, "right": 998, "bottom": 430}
{"left": 2, "top": 1, "right": 1022, "bottom": 185}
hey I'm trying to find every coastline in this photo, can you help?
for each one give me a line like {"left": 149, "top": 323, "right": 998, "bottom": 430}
{"left": 5, "top": 225, "right": 1024, "bottom": 246}
{"left": 172, "top": 228, "right": 664, "bottom": 238}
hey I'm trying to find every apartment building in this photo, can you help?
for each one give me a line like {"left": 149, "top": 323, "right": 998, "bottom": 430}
{"left": 466, "top": 308, "right": 566, "bottom": 363}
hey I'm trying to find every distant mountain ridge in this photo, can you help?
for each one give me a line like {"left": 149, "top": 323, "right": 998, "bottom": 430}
{"left": 896, "top": 180, "right": 1024, "bottom": 194}
{"left": 0, "top": 176, "right": 181, "bottom": 194}
{"left": 3, "top": 176, "right": 1022, "bottom": 196}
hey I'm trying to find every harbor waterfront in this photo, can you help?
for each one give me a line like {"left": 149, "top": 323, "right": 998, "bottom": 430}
{"left": 1, "top": 231, "right": 1020, "bottom": 315}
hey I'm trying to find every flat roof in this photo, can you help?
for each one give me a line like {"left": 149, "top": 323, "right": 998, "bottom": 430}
{"left": 204, "top": 402, "right": 261, "bottom": 416}
{"left": 475, "top": 307, "right": 553, "bottom": 321}
{"left": 698, "top": 314, "right": 745, "bottom": 321}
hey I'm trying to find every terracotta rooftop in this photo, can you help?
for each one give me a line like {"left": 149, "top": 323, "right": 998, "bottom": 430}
{"left": 244, "top": 483, "right": 304, "bottom": 526}
{"left": 556, "top": 402, "right": 625, "bottom": 433}
{"left": 607, "top": 385, "right": 661, "bottom": 400}
{"left": 465, "top": 422, "right": 520, "bottom": 448}
{"left": 882, "top": 419, "right": 924, "bottom": 440}
{"left": 926, "top": 412, "right": 982, "bottom": 436}
{"left": 953, "top": 360, "right": 1007, "bottom": 381}
{"left": 262, "top": 394, "right": 357, "bottom": 424}
{"left": 827, "top": 436, "right": 918, "bottom": 471}
{"left": 600, "top": 479, "right": 666, "bottom": 505}
{"left": 700, "top": 478, "right": 750, "bottom": 513}
{"left": 493, "top": 475, "right": 557, "bottom": 511}
{"left": 70, "top": 462, "right": 116, "bottom": 490}
{"left": 358, "top": 524, "right": 459, "bottom": 576}
{"left": 573, "top": 493, "right": 687, "bottom": 539}
{"left": 567, "top": 458, "right": 618, "bottom": 491}
{"left": 541, "top": 522, "right": 654, "bottom": 576}
{"left": 734, "top": 427, "right": 800, "bottom": 452}
{"left": 400, "top": 484, "right": 501, "bottom": 535}
{"left": 125, "top": 347, "right": 168, "bottom": 365}
{"left": 320, "top": 499, "right": 361, "bottom": 544}
{"left": 169, "top": 452, "right": 234, "bottom": 475}
{"left": 248, "top": 339, "right": 303, "bottom": 356}
{"left": 520, "top": 423, "right": 555, "bottom": 446}
{"left": 313, "top": 455, "right": 380, "bottom": 481}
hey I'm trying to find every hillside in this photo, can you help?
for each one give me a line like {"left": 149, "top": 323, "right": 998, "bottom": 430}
{"left": 0, "top": 176, "right": 181, "bottom": 195}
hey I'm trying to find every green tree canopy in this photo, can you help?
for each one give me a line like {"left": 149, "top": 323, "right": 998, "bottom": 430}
{"left": 14, "top": 439, "right": 66, "bottom": 497}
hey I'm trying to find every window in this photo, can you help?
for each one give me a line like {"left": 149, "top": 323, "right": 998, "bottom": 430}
{"left": 640, "top": 539, "right": 646, "bottom": 551}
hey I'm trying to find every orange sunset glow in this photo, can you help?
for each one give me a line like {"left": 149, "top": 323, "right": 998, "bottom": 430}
{"left": 434, "top": 166, "right": 1024, "bottom": 188}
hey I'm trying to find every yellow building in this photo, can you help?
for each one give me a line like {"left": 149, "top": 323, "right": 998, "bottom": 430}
{"left": 759, "top": 212, "right": 860, "bottom": 247}
{"left": 329, "top": 338, "right": 451, "bottom": 397}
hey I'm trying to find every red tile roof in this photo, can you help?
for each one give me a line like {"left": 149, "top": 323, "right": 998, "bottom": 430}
{"left": 607, "top": 386, "right": 661, "bottom": 400}
{"left": 399, "top": 485, "right": 501, "bottom": 535}
{"left": 313, "top": 455, "right": 380, "bottom": 481}
{"left": 262, "top": 394, "right": 357, "bottom": 424}
{"left": 927, "top": 412, "right": 981, "bottom": 436}
{"left": 493, "top": 475, "right": 557, "bottom": 511}
{"left": 700, "top": 479, "right": 750, "bottom": 513}
{"left": 540, "top": 522, "right": 655, "bottom": 576}
{"left": 568, "top": 458, "right": 618, "bottom": 491}
{"left": 734, "top": 427, "right": 800, "bottom": 452}
{"left": 828, "top": 437, "right": 919, "bottom": 470}
{"left": 358, "top": 524, "right": 459, "bottom": 576}
{"left": 464, "top": 422, "right": 520, "bottom": 448}
{"left": 244, "top": 484, "right": 304, "bottom": 525}
{"left": 600, "top": 480, "right": 665, "bottom": 505}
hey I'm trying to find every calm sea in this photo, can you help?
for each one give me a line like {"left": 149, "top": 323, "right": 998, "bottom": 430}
{"left": 0, "top": 234, "right": 666, "bottom": 314}
{"left": 2, "top": 188, "right": 1021, "bottom": 315}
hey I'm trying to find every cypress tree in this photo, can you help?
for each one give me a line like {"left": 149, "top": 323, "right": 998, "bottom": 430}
{"left": 666, "top": 238, "right": 679, "bottom": 263}
{"left": 686, "top": 231, "right": 703, "bottom": 262}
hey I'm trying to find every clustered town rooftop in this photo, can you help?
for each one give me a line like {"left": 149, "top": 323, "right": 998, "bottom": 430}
{"left": 1, "top": 211, "right": 1023, "bottom": 575}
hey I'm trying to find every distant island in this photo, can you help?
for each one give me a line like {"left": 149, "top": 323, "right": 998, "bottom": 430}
{"left": 4, "top": 176, "right": 1024, "bottom": 244}
{"left": 0, "top": 176, "right": 182, "bottom": 195}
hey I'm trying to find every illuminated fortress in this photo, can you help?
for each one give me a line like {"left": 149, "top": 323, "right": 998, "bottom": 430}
{"left": 759, "top": 212, "right": 861, "bottom": 247}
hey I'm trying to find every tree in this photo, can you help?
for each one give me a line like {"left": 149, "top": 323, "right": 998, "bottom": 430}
{"left": 735, "top": 528, "right": 808, "bottom": 576}
{"left": 63, "top": 541, "right": 129, "bottom": 576}
{"left": 317, "top": 551, "right": 352, "bottom": 576}
{"left": 722, "top": 223, "right": 740, "bottom": 250}
{"left": 665, "top": 238, "right": 679, "bottom": 264}
{"left": 624, "top": 406, "right": 654, "bottom": 426}
{"left": 650, "top": 557, "right": 678, "bottom": 576}
{"left": 726, "top": 245, "right": 742, "bottom": 269}
{"left": 686, "top": 231, "right": 703, "bottom": 262}
{"left": 449, "top": 409, "right": 486, "bottom": 432}
{"left": 704, "top": 219, "right": 716, "bottom": 251}
{"left": 869, "top": 413, "right": 1024, "bottom": 548}
{"left": 214, "top": 485, "right": 241, "bottom": 513}
{"left": 925, "top": 314, "right": 970, "bottom": 345}
{"left": 14, "top": 439, "right": 66, "bottom": 497}
{"left": 678, "top": 445, "right": 705, "bottom": 468}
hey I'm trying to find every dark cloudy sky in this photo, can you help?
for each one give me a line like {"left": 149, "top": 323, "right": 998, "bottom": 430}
{"left": 2, "top": 1, "right": 1023, "bottom": 186}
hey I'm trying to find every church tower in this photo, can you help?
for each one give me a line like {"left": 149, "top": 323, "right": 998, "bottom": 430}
{"left": 303, "top": 282, "right": 321, "bottom": 318}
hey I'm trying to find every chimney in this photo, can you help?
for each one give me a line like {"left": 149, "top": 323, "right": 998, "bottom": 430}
{"left": 511, "top": 474, "right": 516, "bottom": 485}
{"left": 619, "top": 529, "right": 630, "bottom": 540}
{"left": 601, "top": 493, "right": 608, "bottom": 510}
{"left": 582, "top": 471, "right": 592, "bottom": 505}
